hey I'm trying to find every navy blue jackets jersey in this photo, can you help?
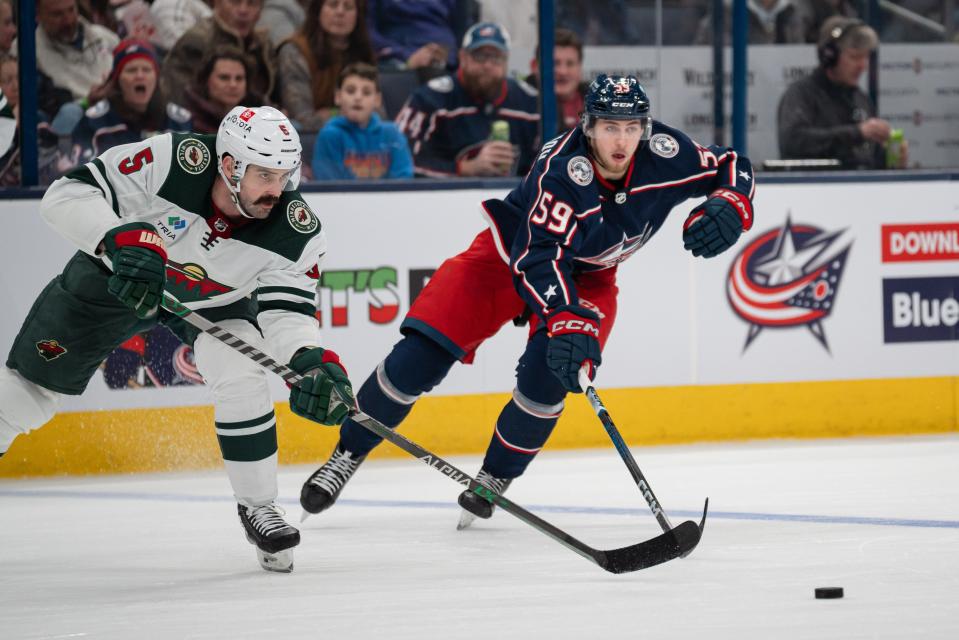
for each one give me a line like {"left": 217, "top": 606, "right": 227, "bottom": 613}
{"left": 481, "top": 122, "right": 756, "bottom": 319}
{"left": 74, "top": 99, "right": 193, "bottom": 161}
{"left": 394, "top": 71, "right": 540, "bottom": 177}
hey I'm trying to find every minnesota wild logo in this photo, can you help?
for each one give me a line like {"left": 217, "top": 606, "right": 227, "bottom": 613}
{"left": 166, "top": 261, "right": 233, "bottom": 303}
{"left": 36, "top": 339, "right": 67, "bottom": 361}
{"left": 177, "top": 139, "right": 211, "bottom": 174}
{"left": 287, "top": 200, "right": 318, "bottom": 234}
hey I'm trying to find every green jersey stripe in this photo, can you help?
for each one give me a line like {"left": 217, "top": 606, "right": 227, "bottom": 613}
{"left": 256, "top": 286, "right": 315, "bottom": 300}
{"left": 89, "top": 159, "right": 120, "bottom": 216}
{"left": 258, "top": 299, "right": 316, "bottom": 317}
{"left": 215, "top": 409, "right": 276, "bottom": 431}
{"left": 216, "top": 425, "right": 278, "bottom": 462}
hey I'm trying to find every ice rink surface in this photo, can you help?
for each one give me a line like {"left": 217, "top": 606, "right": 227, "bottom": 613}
{"left": 2, "top": 434, "right": 958, "bottom": 640}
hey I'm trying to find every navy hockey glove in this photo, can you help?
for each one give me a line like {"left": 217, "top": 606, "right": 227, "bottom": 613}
{"left": 545, "top": 305, "right": 602, "bottom": 394}
{"left": 102, "top": 222, "right": 167, "bottom": 319}
{"left": 289, "top": 347, "right": 355, "bottom": 426}
{"left": 682, "top": 188, "right": 754, "bottom": 258}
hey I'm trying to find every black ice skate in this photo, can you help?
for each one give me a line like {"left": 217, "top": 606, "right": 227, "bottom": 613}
{"left": 237, "top": 502, "right": 300, "bottom": 573}
{"left": 300, "top": 443, "right": 367, "bottom": 521}
{"left": 457, "top": 469, "right": 513, "bottom": 530}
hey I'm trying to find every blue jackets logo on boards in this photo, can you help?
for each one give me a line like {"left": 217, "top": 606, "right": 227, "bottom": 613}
{"left": 726, "top": 215, "right": 852, "bottom": 353}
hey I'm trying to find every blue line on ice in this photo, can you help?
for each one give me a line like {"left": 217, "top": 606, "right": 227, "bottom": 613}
{"left": 1, "top": 488, "right": 956, "bottom": 529}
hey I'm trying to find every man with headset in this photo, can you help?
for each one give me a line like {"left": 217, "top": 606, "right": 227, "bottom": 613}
{"left": 777, "top": 16, "right": 906, "bottom": 169}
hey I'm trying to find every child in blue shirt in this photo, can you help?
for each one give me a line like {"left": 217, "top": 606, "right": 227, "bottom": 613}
{"left": 312, "top": 63, "right": 414, "bottom": 180}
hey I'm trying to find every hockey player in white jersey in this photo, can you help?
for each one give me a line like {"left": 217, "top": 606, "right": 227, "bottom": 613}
{"left": 0, "top": 106, "right": 355, "bottom": 573}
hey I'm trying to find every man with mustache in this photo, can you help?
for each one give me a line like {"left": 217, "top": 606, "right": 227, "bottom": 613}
{"left": 0, "top": 106, "right": 354, "bottom": 574}
{"left": 36, "top": 0, "right": 119, "bottom": 114}
{"left": 394, "top": 22, "right": 540, "bottom": 177}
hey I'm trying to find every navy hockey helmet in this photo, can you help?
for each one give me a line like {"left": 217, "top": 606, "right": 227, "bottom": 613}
{"left": 581, "top": 74, "right": 652, "bottom": 140}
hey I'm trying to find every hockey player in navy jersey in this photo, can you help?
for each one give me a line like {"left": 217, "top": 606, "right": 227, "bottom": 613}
{"left": 301, "top": 74, "right": 755, "bottom": 527}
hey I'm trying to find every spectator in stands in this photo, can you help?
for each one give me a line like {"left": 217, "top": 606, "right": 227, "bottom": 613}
{"left": 163, "top": 0, "right": 275, "bottom": 107}
{"left": 150, "top": 0, "right": 213, "bottom": 52}
{"left": 0, "top": 57, "right": 18, "bottom": 186}
{"left": 793, "top": 0, "right": 858, "bottom": 43}
{"left": 395, "top": 21, "right": 539, "bottom": 178}
{"left": 778, "top": 17, "right": 907, "bottom": 169}
{"left": 0, "top": 0, "right": 16, "bottom": 56}
{"left": 36, "top": 0, "right": 120, "bottom": 113}
{"left": 312, "top": 62, "right": 412, "bottom": 180}
{"left": 277, "top": 0, "right": 375, "bottom": 134}
{"left": 73, "top": 39, "right": 192, "bottom": 161}
{"left": 259, "top": 0, "right": 307, "bottom": 45}
{"left": 184, "top": 46, "right": 256, "bottom": 133}
{"left": 695, "top": 0, "right": 804, "bottom": 45}
{"left": 367, "top": 0, "right": 458, "bottom": 72}
{"left": 525, "top": 28, "right": 587, "bottom": 132}
{"left": 0, "top": 53, "right": 15, "bottom": 121}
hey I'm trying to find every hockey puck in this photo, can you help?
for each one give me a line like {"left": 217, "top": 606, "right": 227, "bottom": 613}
{"left": 815, "top": 587, "right": 844, "bottom": 599}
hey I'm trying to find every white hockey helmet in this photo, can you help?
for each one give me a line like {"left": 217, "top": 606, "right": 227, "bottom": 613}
{"left": 216, "top": 106, "right": 302, "bottom": 217}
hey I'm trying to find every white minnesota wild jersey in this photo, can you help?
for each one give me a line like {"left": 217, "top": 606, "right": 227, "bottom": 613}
{"left": 39, "top": 132, "right": 326, "bottom": 364}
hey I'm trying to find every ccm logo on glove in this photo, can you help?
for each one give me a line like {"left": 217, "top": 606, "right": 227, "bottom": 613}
{"left": 549, "top": 316, "right": 600, "bottom": 337}
{"left": 710, "top": 188, "right": 753, "bottom": 230}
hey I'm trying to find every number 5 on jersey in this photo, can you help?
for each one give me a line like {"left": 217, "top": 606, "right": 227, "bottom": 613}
{"left": 118, "top": 147, "right": 154, "bottom": 175}
{"left": 531, "top": 191, "right": 574, "bottom": 235}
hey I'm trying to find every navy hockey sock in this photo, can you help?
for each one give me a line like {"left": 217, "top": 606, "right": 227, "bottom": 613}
{"left": 481, "top": 330, "right": 567, "bottom": 478}
{"left": 339, "top": 331, "right": 456, "bottom": 456}
{"left": 481, "top": 392, "right": 562, "bottom": 478}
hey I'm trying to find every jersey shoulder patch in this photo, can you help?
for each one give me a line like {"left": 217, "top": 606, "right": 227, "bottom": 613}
{"left": 566, "top": 155, "right": 593, "bottom": 186}
{"left": 166, "top": 102, "right": 193, "bottom": 124}
{"left": 648, "top": 133, "right": 680, "bottom": 159}
{"left": 285, "top": 198, "right": 319, "bottom": 234}
{"left": 156, "top": 133, "right": 217, "bottom": 213}
{"left": 233, "top": 191, "right": 323, "bottom": 263}
{"left": 85, "top": 99, "right": 110, "bottom": 119}
{"left": 426, "top": 75, "right": 454, "bottom": 93}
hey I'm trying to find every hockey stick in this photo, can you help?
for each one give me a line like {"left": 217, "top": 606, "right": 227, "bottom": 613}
{"left": 578, "top": 368, "right": 708, "bottom": 560}
{"left": 160, "top": 293, "right": 697, "bottom": 573}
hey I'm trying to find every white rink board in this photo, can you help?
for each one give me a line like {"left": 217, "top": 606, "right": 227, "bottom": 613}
{"left": 0, "top": 178, "right": 957, "bottom": 412}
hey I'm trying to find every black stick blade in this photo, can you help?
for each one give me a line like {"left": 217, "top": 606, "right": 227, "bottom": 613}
{"left": 599, "top": 520, "right": 703, "bottom": 574}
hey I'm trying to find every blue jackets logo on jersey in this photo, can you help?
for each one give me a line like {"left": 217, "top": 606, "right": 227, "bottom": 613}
{"left": 649, "top": 134, "right": 678, "bottom": 158}
{"left": 567, "top": 156, "right": 593, "bottom": 186}
{"left": 726, "top": 215, "right": 852, "bottom": 352}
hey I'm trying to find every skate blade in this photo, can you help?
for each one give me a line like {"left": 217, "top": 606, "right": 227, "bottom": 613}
{"left": 300, "top": 509, "right": 312, "bottom": 523}
{"left": 256, "top": 547, "right": 294, "bottom": 573}
{"left": 457, "top": 509, "right": 479, "bottom": 530}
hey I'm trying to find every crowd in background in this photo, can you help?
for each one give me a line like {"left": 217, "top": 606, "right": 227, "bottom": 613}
{"left": 0, "top": 0, "right": 954, "bottom": 186}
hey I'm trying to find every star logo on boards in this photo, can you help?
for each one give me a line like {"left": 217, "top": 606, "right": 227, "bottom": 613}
{"left": 726, "top": 214, "right": 852, "bottom": 353}
{"left": 544, "top": 284, "right": 558, "bottom": 300}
